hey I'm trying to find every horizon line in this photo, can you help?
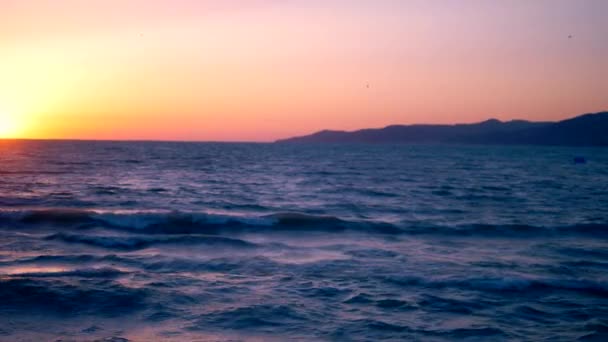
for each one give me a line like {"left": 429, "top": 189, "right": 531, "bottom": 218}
{"left": 3, "top": 110, "right": 605, "bottom": 143}
{"left": 0, "top": 138, "right": 271, "bottom": 144}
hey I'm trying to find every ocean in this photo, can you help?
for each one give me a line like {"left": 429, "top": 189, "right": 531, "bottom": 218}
{"left": 0, "top": 140, "right": 607, "bottom": 341}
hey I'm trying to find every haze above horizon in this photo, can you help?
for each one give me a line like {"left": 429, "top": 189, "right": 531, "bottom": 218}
{"left": 1, "top": 0, "right": 607, "bottom": 141}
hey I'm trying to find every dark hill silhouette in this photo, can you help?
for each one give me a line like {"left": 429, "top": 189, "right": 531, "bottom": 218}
{"left": 276, "top": 112, "right": 608, "bottom": 146}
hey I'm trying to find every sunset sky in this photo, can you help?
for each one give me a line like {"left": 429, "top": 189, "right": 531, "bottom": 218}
{"left": 1, "top": 0, "right": 607, "bottom": 141}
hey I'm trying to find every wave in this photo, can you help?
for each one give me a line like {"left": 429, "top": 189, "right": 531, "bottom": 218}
{"left": 0, "top": 209, "right": 399, "bottom": 235}
{"left": 11, "top": 267, "right": 127, "bottom": 278}
{"left": 189, "top": 304, "right": 308, "bottom": 330}
{"left": 384, "top": 275, "right": 608, "bottom": 297}
{"left": 0, "top": 278, "right": 148, "bottom": 316}
{"left": 0, "top": 208, "right": 606, "bottom": 238}
{"left": 397, "top": 222, "right": 608, "bottom": 238}
{"left": 45, "top": 232, "right": 257, "bottom": 251}
{"left": 0, "top": 254, "right": 132, "bottom": 267}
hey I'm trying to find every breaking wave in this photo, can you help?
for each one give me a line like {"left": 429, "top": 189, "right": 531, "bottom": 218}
{"left": 45, "top": 232, "right": 257, "bottom": 251}
{"left": 0, "top": 208, "right": 606, "bottom": 238}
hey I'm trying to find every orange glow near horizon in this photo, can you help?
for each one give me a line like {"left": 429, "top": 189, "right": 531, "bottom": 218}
{"left": 1, "top": 1, "right": 607, "bottom": 141}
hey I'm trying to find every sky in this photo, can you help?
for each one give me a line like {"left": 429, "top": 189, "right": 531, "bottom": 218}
{"left": 1, "top": 0, "right": 607, "bottom": 141}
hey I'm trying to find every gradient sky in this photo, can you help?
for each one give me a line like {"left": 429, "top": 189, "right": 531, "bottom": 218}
{"left": 1, "top": 0, "right": 607, "bottom": 141}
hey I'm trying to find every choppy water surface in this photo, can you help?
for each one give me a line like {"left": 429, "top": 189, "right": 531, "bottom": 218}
{"left": 1, "top": 140, "right": 607, "bottom": 341}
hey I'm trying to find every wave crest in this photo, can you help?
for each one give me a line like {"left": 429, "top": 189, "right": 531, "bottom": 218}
{"left": 0, "top": 208, "right": 606, "bottom": 238}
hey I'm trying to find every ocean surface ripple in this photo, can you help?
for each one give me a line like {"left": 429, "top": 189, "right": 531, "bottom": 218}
{"left": 0, "top": 141, "right": 607, "bottom": 341}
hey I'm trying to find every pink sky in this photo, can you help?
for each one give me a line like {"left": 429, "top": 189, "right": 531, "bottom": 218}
{"left": 1, "top": 0, "right": 607, "bottom": 141}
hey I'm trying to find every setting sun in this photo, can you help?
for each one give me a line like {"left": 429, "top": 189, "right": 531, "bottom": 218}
{"left": 0, "top": 113, "right": 22, "bottom": 138}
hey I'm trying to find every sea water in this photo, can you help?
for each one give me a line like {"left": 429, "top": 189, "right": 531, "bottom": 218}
{"left": 0, "top": 141, "right": 607, "bottom": 341}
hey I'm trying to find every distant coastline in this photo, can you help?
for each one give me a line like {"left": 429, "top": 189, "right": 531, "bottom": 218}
{"left": 277, "top": 111, "right": 608, "bottom": 146}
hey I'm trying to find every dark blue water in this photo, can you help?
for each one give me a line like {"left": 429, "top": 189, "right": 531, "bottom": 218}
{"left": 1, "top": 140, "right": 607, "bottom": 341}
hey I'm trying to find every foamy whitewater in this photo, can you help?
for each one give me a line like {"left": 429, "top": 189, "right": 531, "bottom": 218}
{"left": 0, "top": 141, "right": 607, "bottom": 341}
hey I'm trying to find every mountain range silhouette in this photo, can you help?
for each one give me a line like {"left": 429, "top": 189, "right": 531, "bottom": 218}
{"left": 277, "top": 111, "right": 608, "bottom": 146}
